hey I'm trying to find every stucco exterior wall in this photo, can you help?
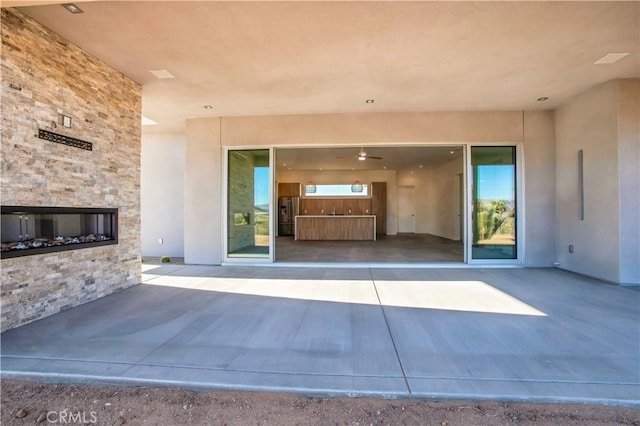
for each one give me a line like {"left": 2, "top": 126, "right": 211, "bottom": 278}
{"left": 177, "top": 110, "right": 556, "bottom": 266}
{"left": 0, "top": 9, "right": 141, "bottom": 331}
{"left": 184, "top": 117, "right": 222, "bottom": 264}
{"left": 220, "top": 111, "right": 523, "bottom": 146}
{"left": 616, "top": 79, "right": 640, "bottom": 284}
{"left": 141, "top": 133, "right": 184, "bottom": 258}
{"left": 523, "top": 110, "right": 557, "bottom": 267}
{"left": 555, "top": 79, "right": 639, "bottom": 284}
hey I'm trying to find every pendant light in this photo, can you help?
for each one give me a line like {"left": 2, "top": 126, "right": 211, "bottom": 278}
{"left": 305, "top": 181, "right": 317, "bottom": 193}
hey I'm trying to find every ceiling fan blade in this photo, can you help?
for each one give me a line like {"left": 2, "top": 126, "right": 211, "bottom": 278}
{"left": 368, "top": 156, "right": 383, "bottom": 160}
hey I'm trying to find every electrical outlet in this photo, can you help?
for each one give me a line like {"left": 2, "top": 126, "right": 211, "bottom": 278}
{"left": 158, "top": 238, "right": 163, "bottom": 245}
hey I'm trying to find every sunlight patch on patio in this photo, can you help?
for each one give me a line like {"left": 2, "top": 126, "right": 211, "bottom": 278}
{"left": 375, "top": 280, "right": 546, "bottom": 316}
{"left": 142, "top": 266, "right": 545, "bottom": 316}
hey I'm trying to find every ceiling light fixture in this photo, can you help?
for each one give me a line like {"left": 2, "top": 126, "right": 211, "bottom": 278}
{"left": 149, "top": 69, "right": 175, "bottom": 79}
{"left": 365, "top": 99, "right": 374, "bottom": 104}
{"left": 594, "top": 53, "right": 630, "bottom": 65}
{"left": 141, "top": 115, "right": 157, "bottom": 126}
{"left": 62, "top": 3, "right": 84, "bottom": 14}
{"left": 351, "top": 180, "right": 364, "bottom": 193}
{"left": 537, "top": 97, "right": 549, "bottom": 102}
{"left": 305, "top": 181, "right": 317, "bottom": 193}
{"left": 203, "top": 105, "right": 214, "bottom": 109}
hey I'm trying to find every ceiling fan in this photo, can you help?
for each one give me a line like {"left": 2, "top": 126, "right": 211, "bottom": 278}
{"left": 337, "top": 148, "right": 383, "bottom": 161}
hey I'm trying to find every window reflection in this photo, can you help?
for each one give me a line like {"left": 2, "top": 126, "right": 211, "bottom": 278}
{"left": 471, "top": 147, "right": 516, "bottom": 259}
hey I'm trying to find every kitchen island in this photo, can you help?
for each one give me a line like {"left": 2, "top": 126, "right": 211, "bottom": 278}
{"left": 295, "top": 215, "right": 376, "bottom": 241}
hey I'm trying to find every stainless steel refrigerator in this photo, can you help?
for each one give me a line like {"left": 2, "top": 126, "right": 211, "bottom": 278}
{"left": 278, "top": 196, "right": 299, "bottom": 236}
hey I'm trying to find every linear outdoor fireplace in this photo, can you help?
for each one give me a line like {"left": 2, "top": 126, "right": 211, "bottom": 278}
{"left": 1, "top": 206, "right": 118, "bottom": 259}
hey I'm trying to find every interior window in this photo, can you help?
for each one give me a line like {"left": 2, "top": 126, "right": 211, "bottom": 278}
{"left": 304, "top": 184, "right": 369, "bottom": 197}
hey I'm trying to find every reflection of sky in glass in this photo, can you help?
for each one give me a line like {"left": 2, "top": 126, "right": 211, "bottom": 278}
{"left": 254, "top": 167, "right": 269, "bottom": 206}
{"left": 478, "top": 165, "right": 514, "bottom": 200}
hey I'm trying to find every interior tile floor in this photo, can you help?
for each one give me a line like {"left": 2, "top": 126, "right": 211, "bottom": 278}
{"left": 275, "top": 233, "right": 464, "bottom": 263}
{"left": 1, "top": 265, "right": 638, "bottom": 406}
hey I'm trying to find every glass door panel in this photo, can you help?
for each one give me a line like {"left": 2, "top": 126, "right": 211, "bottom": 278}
{"left": 471, "top": 146, "right": 517, "bottom": 259}
{"left": 227, "top": 149, "right": 270, "bottom": 258}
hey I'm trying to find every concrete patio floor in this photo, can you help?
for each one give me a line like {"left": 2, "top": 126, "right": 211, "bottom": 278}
{"left": 1, "top": 265, "right": 638, "bottom": 407}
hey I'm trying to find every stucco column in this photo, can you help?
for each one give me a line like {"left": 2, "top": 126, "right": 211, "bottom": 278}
{"left": 185, "top": 117, "right": 222, "bottom": 264}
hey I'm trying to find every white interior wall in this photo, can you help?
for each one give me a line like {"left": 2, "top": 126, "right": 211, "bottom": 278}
{"left": 141, "top": 133, "right": 185, "bottom": 258}
{"left": 397, "top": 156, "right": 463, "bottom": 240}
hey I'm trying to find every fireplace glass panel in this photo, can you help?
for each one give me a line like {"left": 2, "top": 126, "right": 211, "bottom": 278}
{"left": 1, "top": 206, "right": 117, "bottom": 258}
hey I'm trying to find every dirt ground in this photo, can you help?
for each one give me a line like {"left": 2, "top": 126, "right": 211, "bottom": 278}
{"left": 1, "top": 380, "right": 638, "bottom": 426}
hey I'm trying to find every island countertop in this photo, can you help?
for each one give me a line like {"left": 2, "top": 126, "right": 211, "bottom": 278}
{"left": 295, "top": 215, "right": 376, "bottom": 241}
{"left": 296, "top": 215, "right": 376, "bottom": 218}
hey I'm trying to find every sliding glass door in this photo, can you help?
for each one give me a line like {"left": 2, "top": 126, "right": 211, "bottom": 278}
{"left": 470, "top": 146, "right": 517, "bottom": 260}
{"left": 227, "top": 149, "right": 271, "bottom": 259}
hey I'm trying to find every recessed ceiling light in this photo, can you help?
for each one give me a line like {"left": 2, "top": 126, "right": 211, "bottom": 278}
{"left": 141, "top": 115, "right": 157, "bottom": 126}
{"left": 62, "top": 3, "right": 84, "bottom": 14}
{"left": 365, "top": 99, "right": 374, "bottom": 104}
{"left": 594, "top": 53, "right": 630, "bottom": 65}
{"left": 149, "top": 69, "right": 175, "bottom": 79}
{"left": 537, "top": 97, "right": 549, "bottom": 102}
{"left": 203, "top": 105, "right": 214, "bottom": 109}
{"left": 419, "top": 165, "right": 423, "bottom": 168}
{"left": 383, "top": 166, "right": 387, "bottom": 169}
{"left": 450, "top": 150, "right": 455, "bottom": 154}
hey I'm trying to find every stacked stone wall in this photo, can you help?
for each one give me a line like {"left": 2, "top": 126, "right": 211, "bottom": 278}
{"left": 1, "top": 8, "right": 141, "bottom": 331}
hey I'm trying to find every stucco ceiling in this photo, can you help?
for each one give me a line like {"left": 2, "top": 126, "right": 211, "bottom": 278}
{"left": 9, "top": 1, "right": 640, "bottom": 134}
{"left": 276, "top": 146, "right": 463, "bottom": 172}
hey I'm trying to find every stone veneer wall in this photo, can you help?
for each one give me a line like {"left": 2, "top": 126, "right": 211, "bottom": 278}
{"left": 0, "top": 9, "right": 141, "bottom": 331}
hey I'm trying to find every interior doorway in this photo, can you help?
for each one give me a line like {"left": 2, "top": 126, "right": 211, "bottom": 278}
{"left": 458, "top": 173, "right": 464, "bottom": 242}
{"left": 397, "top": 185, "right": 416, "bottom": 233}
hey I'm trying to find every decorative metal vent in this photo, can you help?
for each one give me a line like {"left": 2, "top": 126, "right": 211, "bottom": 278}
{"left": 38, "top": 129, "right": 92, "bottom": 151}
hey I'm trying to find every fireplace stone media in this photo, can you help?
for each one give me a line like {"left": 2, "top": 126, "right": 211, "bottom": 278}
{"left": 1, "top": 206, "right": 117, "bottom": 259}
